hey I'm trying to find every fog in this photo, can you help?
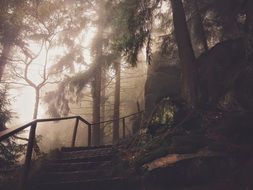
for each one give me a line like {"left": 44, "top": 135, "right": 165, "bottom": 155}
{"left": 0, "top": 0, "right": 151, "bottom": 154}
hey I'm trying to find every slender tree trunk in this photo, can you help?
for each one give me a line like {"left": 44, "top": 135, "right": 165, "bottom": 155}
{"left": 33, "top": 89, "right": 40, "bottom": 119}
{"left": 90, "top": 0, "right": 108, "bottom": 146}
{"left": 100, "top": 65, "right": 106, "bottom": 145}
{"left": 0, "top": 43, "right": 11, "bottom": 81}
{"left": 92, "top": 63, "right": 101, "bottom": 146}
{"left": 170, "top": 0, "right": 199, "bottom": 108}
{"left": 113, "top": 62, "right": 121, "bottom": 144}
{"left": 32, "top": 88, "right": 41, "bottom": 155}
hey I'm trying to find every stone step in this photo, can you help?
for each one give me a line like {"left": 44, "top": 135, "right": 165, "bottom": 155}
{"left": 52, "top": 154, "right": 114, "bottom": 163}
{"left": 60, "top": 148, "right": 116, "bottom": 159}
{"left": 61, "top": 145, "right": 113, "bottom": 152}
{"left": 31, "top": 177, "right": 142, "bottom": 190}
{"left": 39, "top": 169, "right": 113, "bottom": 183}
{"left": 45, "top": 161, "right": 112, "bottom": 172}
{"left": 28, "top": 145, "right": 137, "bottom": 190}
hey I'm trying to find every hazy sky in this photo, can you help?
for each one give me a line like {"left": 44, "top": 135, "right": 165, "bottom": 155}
{"left": 7, "top": 27, "right": 96, "bottom": 127}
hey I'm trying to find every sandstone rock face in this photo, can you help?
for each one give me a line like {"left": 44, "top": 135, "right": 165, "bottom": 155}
{"left": 144, "top": 55, "right": 180, "bottom": 123}
{"left": 144, "top": 38, "right": 253, "bottom": 120}
{"left": 198, "top": 38, "right": 246, "bottom": 107}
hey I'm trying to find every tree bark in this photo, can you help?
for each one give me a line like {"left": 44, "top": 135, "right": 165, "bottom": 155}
{"left": 33, "top": 89, "right": 40, "bottom": 119}
{"left": 32, "top": 88, "right": 41, "bottom": 155}
{"left": 170, "top": 0, "right": 199, "bottom": 108}
{"left": 100, "top": 65, "right": 106, "bottom": 144}
{"left": 90, "top": 0, "right": 108, "bottom": 146}
{"left": 0, "top": 43, "right": 11, "bottom": 81}
{"left": 92, "top": 62, "right": 101, "bottom": 146}
{"left": 113, "top": 61, "right": 121, "bottom": 144}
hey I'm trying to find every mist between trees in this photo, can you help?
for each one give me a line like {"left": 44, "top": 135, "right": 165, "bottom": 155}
{"left": 1, "top": 0, "right": 253, "bottom": 159}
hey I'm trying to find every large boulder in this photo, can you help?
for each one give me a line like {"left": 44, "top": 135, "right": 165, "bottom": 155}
{"left": 144, "top": 54, "right": 181, "bottom": 123}
{"left": 144, "top": 38, "right": 253, "bottom": 128}
{"left": 198, "top": 38, "right": 253, "bottom": 110}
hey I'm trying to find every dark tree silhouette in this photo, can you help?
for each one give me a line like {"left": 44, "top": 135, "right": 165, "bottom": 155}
{"left": 170, "top": 0, "right": 199, "bottom": 108}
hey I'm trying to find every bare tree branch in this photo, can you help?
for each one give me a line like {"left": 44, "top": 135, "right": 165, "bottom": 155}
{"left": 43, "top": 80, "right": 61, "bottom": 86}
{"left": 7, "top": 57, "right": 27, "bottom": 64}
{"left": 1, "top": 81, "right": 31, "bottom": 87}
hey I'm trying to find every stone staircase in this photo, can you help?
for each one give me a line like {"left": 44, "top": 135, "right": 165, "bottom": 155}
{"left": 29, "top": 145, "right": 141, "bottom": 190}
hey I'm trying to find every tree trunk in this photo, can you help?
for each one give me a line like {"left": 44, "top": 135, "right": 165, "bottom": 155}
{"left": 33, "top": 89, "right": 40, "bottom": 119}
{"left": 32, "top": 88, "right": 41, "bottom": 155}
{"left": 100, "top": 65, "right": 106, "bottom": 145}
{"left": 92, "top": 63, "right": 101, "bottom": 146}
{"left": 113, "top": 62, "right": 121, "bottom": 144}
{"left": 170, "top": 0, "right": 199, "bottom": 108}
{"left": 189, "top": 0, "right": 208, "bottom": 56}
{"left": 0, "top": 43, "right": 11, "bottom": 81}
{"left": 90, "top": 0, "right": 108, "bottom": 146}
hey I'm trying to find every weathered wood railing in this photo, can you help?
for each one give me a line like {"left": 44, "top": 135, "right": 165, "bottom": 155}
{"left": 0, "top": 111, "right": 143, "bottom": 189}
{"left": 0, "top": 115, "right": 91, "bottom": 189}
{"left": 91, "top": 111, "right": 143, "bottom": 139}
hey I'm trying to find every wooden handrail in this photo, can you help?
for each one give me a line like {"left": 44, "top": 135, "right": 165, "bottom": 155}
{"left": 0, "top": 122, "right": 34, "bottom": 142}
{"left": 77, "top": 116, "right": 91, "bottom": 125}
{"left": 0, "top": 111, "right": 142, "bottom": 190}
{"left": 0, "top": 115, "right": 91, "bottom": 190}
{"left": 91, "top": 111, "right": 143, "bottom": 126}
{"left": 0, "top": 112, "right": 142, "bottom": 142}
{"left": 0, "top": 116, "right": 90, "bottom": 141}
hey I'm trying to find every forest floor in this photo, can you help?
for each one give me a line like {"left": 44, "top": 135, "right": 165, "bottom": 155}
{"left": 117, "top": 109, "right": 253, "bottom": 190}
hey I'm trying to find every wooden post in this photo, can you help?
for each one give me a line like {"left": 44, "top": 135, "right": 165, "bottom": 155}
{"left": 136, "top": 102, "right": 142, "bottom": 131}
{"left": 71, "top": 118, "right": 79, "bottom": 147}
{"left": 122, "top": 117, "right": 126, "bottom": 139}
{"left": 88, "top": 124, "right": 91, "bottom": 146}
{"left": 137, "top": 101, "right": 141, "bottom": 112}
{"left": 20, "top": 122, "right": 37, "bottom": 190}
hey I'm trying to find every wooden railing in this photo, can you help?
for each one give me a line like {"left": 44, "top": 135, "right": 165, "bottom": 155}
{"left": 0, "top": 111, "right": 143, "bottom": 189}
{"left": 91, "top": 111, "right": 143, "bottom": 139}
{"left": 0, "top": 115, "right": 91, "bottom": 189}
